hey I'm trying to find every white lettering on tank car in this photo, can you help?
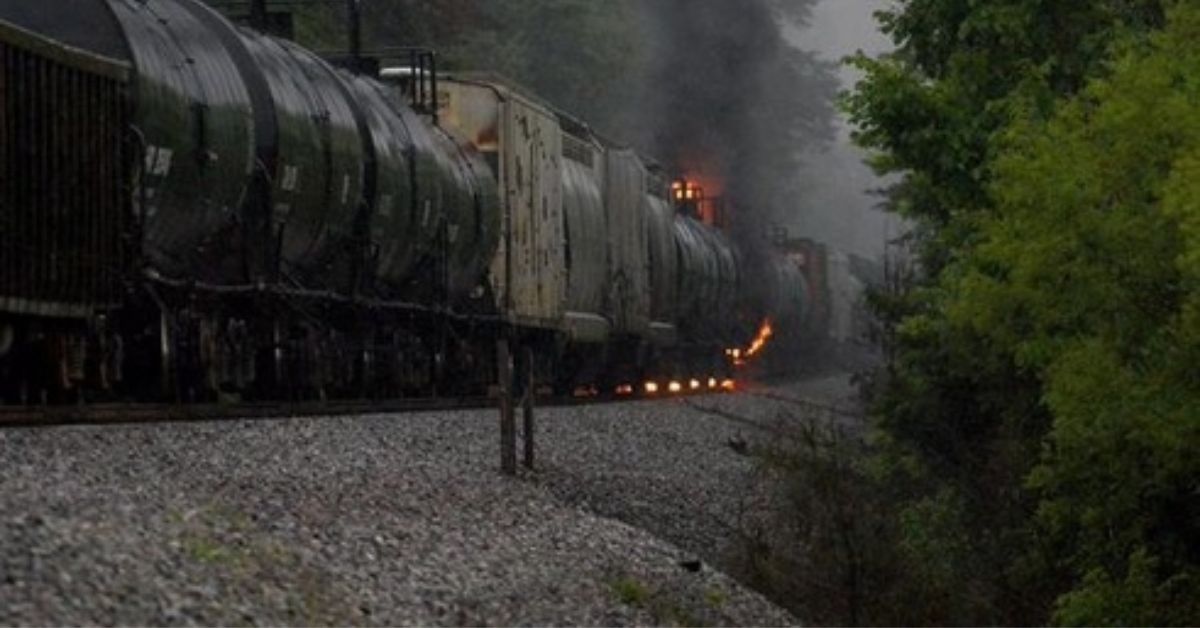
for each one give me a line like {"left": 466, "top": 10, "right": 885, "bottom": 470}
{"left": 280, "top": 165, "right": 300, "bottom": 192}
{"left": 340, "top": 174, "right": 351, "bottom": 204}
{"left": 153, "top": 148, "right": 173, "bottom": 177}
{"left": 422, "top": 199, "right": 432, "bottom": 226}
{"left": 144, "top": 146, "right": 159, "bottom": 174}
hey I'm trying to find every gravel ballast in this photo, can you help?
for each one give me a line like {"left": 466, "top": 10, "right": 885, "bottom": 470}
{"left": 0, "top": 375, "right": 857, "bottom": 626}
{"left": 535, "top": 373, "right": 863, "bottom": 575}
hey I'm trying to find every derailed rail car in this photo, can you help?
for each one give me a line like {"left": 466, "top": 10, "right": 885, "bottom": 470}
{"left": 0, "top": 0, "right": 821, "bottom": 404}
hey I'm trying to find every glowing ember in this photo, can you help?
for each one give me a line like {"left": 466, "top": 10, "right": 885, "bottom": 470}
{"left": 721, "top": 379, "right": 737, "bottom": 392}
{"left": 689, "top": 379, "right": 702, "bottom": 391}
{"left": 672, "top": 179, "right": 705, "bottom": 203}
{"left": 644, "top": 381, "right": 660, "bottom": 394}
{"left": 616, "top": 384, "right": 634, "bottom": 396}
{"left": 668, "top": 381, "right": 683, "bottom": 393}
{"left": 571, "top": 384, "right": 600, "bottom": 398}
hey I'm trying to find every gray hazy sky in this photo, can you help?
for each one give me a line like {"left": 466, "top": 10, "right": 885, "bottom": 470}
{"left": 802, "top": 0, "right": 893, "bottom": 80}
{"left": 784, "top": 0, "right": 902, "bottom": 261}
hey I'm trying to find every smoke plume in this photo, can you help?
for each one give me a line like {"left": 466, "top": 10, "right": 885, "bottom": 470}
{"left": 632, "top": 0, "right": 839, "bottom": 234}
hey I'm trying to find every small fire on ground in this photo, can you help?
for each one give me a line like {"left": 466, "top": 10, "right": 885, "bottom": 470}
{"left": 726, "top": 319, "right": 774, "bottom": 367}
{"left": 628, "top": 375, "right": 733, "bottom": 396}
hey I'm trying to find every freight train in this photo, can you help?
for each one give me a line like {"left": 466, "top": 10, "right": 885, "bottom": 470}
{"left": 0, "top": 0, "right": 823, "bottom": 405}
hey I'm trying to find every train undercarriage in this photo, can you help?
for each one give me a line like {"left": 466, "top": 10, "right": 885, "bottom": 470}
{"left": 0, "top": 292, "right": 733, "bottom": 407}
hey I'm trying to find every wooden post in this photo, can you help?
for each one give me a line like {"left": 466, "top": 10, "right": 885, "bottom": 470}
{"left": 497, "top": 338, "right": 516, "bottom": 475}
{"left": 522, "top": 346, "right": 535, "bottom": 469}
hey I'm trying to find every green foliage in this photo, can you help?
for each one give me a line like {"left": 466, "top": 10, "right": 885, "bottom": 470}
{"left": 743, "top": 422, "right": 913, "bottom": 625}
{"left": 845, "top": 0, "right": 1166, "bottom": 263}
{"left": 742, "top": 413, "right": 1045, "bottom": 625}
{"left": 609, "top": 574, "right": 708, "bottom": 626}
{"left": 1053, "top": 550, "right": 1200, "bottom": 626}
{"left": 704, "top": 587, "right": 726, "bottom": 610}
{"left": 848, "top": 0, "right": 1200, "bottom": 624}
{"left": 362, "top": 0, "right": 646, "bottom": 133}
{"left": 200, "top": 1, "right": 646, "bottom": 138}
{"left": 612, "top": 575, "right": 651, "bottom": 607}
{"left": 949, "top": 7, "right": 1200, "bottom": 624}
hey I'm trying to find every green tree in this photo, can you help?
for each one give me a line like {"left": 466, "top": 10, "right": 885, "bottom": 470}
{"left": 362, "top": 0, "right": 645, "bottom": 137}
{"left": 958, "top": 6, "right": 1200, "bottom": 622}
{"left": 202, "top": 1, "right": 646, "bottom": 137}
{"left": 843, "top": 0, "right": 1186, "bottom": 624}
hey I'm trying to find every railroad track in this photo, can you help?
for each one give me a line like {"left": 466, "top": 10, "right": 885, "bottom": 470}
{"left": 0, "top": 396, "right": 502, "bottom": 428}
{"left": 0, "top": 389, "right": 730, "bottom": 428}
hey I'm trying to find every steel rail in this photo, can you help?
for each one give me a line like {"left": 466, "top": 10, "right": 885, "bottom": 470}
{"left": 0, "top": 390, "right": 722, "bottom": 429}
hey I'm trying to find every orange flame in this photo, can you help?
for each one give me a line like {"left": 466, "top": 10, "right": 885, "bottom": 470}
{"left": 745, "top": 320, "right": 774, "bottom": 358}
{"left": 726, "top": 319, "right": 774, "bottom": 367}
{"left": 672, "top": 179, "right": 706, "bottom": 203}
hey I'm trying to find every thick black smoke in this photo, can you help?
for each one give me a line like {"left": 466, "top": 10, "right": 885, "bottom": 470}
{"left": 633, "top": 0, "right": 839, "bottom": 234}
{"left": 252, "top": 0, "right": 838, "bottom": 234}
